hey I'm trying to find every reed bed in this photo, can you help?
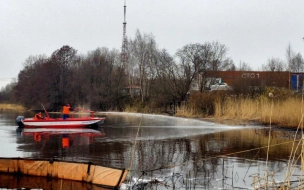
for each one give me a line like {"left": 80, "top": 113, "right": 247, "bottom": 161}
{"left": 0, "top": 103, "right": 25, "bottom": 111}
{"left": 214, "top": 96, "right": 304, "bottom": 128}
{"left": 123, "top": 92, "right": 304, "bottom": 188}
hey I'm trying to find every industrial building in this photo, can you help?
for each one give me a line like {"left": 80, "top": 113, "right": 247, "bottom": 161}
{"left": 192, "top": 71, "right": 304, "bottom": 92}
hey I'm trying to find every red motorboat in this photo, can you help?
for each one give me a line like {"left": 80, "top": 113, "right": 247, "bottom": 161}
{"left": 16, "top": 107, "right": 106, "bottom": 128}
{"left": 18, "top": 117, "right": 105, "bottom": 128}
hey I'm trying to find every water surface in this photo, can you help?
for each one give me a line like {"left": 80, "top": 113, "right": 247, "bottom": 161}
{"left": 0, "top": 111, "right": 302, "bottom": 189}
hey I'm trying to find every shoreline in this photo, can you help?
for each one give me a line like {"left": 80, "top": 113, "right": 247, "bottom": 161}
{"left": 0, "top": 103, "right": 296, "bottom": 129}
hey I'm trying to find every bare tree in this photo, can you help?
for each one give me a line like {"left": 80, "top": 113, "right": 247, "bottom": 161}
{"left": 129, "top": 30, "right": 157, "bottom": 102}
{"left": 150, "top": 49, "right": 179, "bottom": 110}
{"left": 285, "top": 44, "right": 304, "bottom": 72}
{"left": 176, "top": 43, "right": 204, "bottom": 96}
{"left": 262, "top": 57, "right": 286, "bottom": 71}
{"left": 76, "top": 47, "right": 126, "bottom": 110}
{"left": 14, "top": 55, "right": 48, "bottom": 108}
{"left": 176, "top": 41, "right": 232, "bottom": 93}
{"left": 14, "top": 45, "right": 128, "bottom": 111}
{"left": 209, "top": 41, "right": 231, "bottom": 71}
{"left": 227, "top": 63, "right": 236, "bottom": 71}
{"left": 49, "top": 46, "right": 79, "bottom": 107}
{"left": 238, "top": 61, "right": 252, "bottom": 71}
{"left": 290, "top": 53, "right": 304, "bottom": 72}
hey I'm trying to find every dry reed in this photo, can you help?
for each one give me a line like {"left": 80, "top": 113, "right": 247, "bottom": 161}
{"left": 214, "top": 97, "right": 303, "bottom": 128}
{"left": 0, "top": 103, "right": 25, "bottom": 111}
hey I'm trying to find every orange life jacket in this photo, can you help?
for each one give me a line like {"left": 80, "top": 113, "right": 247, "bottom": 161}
{"left": 34, "top": 113, "right": 43, "bottom": 120}
{"left": 63, "top": 105, "right": 70, "bottom": 114}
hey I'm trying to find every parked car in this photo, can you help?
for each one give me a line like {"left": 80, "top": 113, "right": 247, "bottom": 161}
{"left": 210, "top": 83, "right": 232, "bottom": 91}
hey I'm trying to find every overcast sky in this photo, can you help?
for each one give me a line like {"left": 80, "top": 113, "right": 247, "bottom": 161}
{"left": 1, "top": 0, "right": 304, "bottom": 88}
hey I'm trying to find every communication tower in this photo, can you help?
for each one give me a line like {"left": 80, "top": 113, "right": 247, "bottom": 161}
{"left": 121, "top": 0, "right": 127, "bottom": 64}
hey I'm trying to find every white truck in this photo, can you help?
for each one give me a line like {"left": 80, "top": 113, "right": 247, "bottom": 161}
{"left": 210, "top": 83, "right": 232, "bottom": 91}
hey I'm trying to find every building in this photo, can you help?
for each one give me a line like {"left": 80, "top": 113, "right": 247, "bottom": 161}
{"left": 192, "top": 71, "right": 304, "bottom": 92}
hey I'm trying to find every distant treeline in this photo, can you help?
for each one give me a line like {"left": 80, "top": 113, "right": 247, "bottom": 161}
{"left": 0, "top": 30, "right": 303, "bottom": 114}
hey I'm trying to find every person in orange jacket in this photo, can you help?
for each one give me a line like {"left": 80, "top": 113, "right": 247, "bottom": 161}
{"left": 34, "top": 112, "right": 44, "bottom": 120}
{"left": 62, "top": 104, "right": 71, "bottom": 119}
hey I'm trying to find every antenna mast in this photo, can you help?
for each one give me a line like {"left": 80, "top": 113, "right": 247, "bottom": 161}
{"left": 121, "top": 0, "right": 127, "bottom": 64}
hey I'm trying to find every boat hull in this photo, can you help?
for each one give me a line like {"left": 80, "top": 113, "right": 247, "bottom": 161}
{"left": 21, "top": 117, "right": 106, "bottom": 128}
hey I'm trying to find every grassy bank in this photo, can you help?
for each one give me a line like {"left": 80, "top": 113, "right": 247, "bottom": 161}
{"left": 0, "top": 103, "right": 26, "bottom": 111}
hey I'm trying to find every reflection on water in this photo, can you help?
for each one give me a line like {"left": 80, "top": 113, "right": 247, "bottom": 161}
{"left": 18, "top": 128, "right": 105, "bottom": 149}
{"left": 0, "top": 111, "right": 303, "bottom": 189}
{"left": 0, "top": 173, "right": 109, "bottom": 190}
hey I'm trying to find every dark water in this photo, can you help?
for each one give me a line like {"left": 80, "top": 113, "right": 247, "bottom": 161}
{"left": 0, "top": 111, "right": 302, "bottom": 189}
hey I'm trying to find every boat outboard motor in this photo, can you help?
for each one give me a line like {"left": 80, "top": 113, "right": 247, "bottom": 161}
{"left": 16, "top": 116, "right": 25, "bottom": 128}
